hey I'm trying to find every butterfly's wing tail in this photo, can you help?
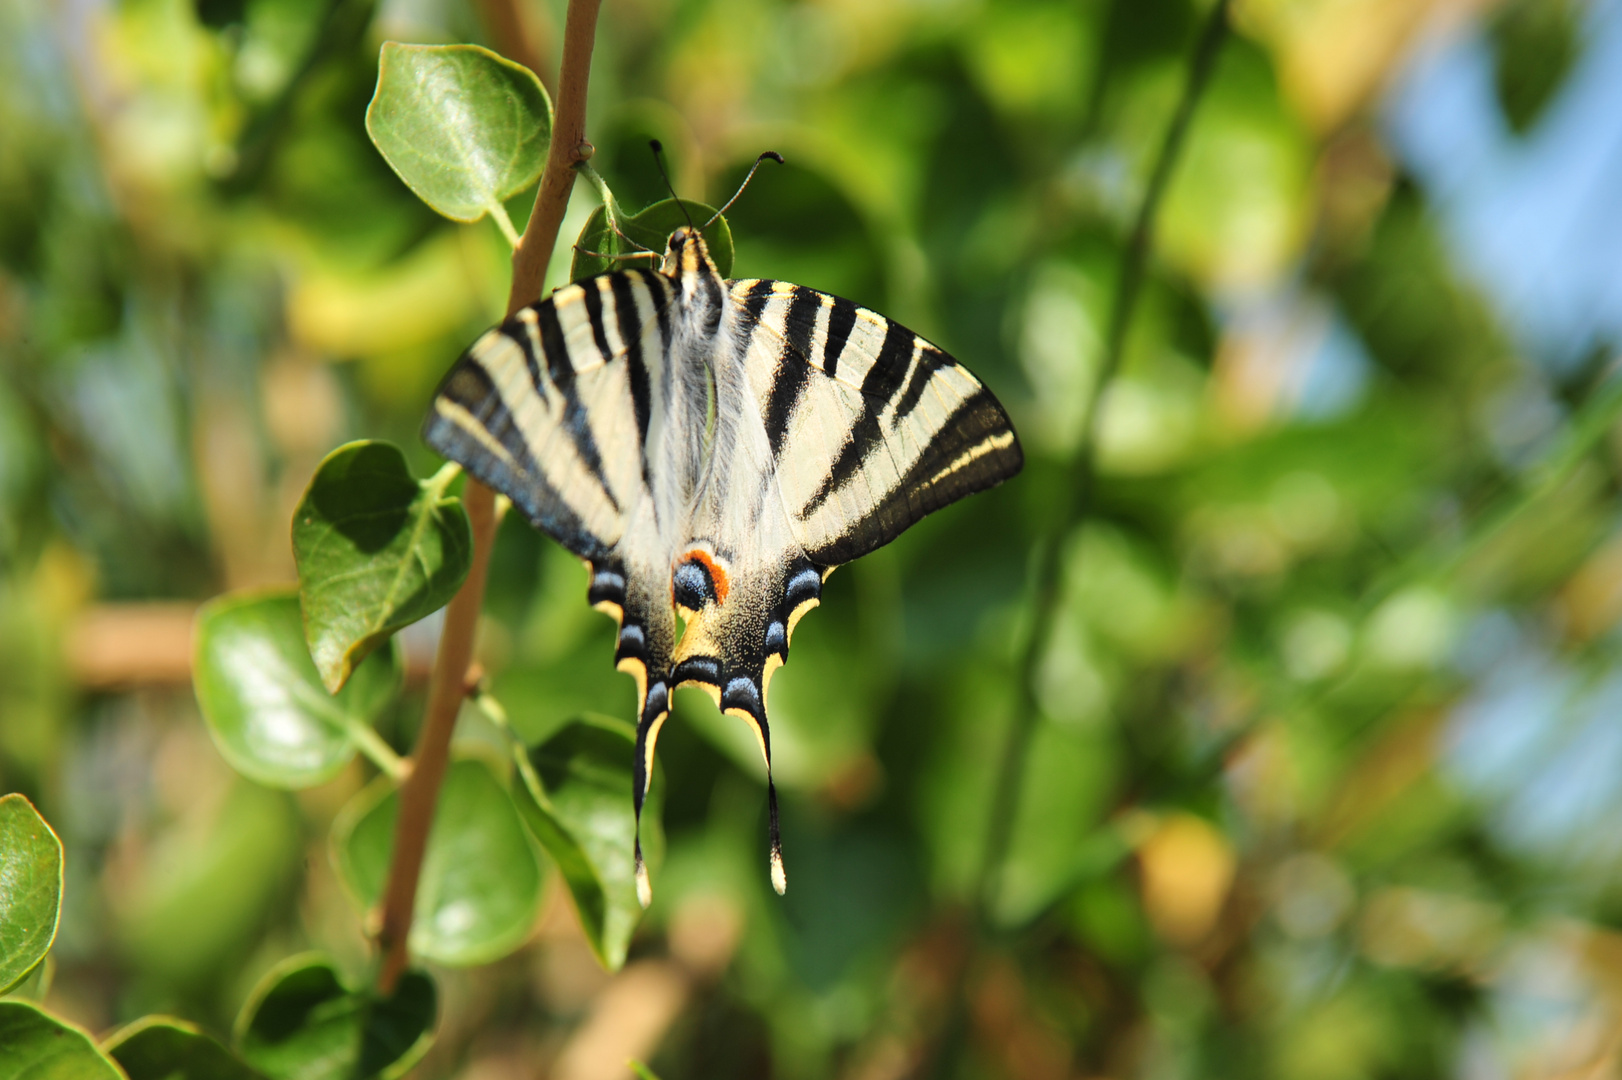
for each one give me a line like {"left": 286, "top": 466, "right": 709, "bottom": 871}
{"left": 588, "top": 555, "right": 678, "bottom": 909}
{"left": 669, "top": 550, "right": 830, "bottom": 895}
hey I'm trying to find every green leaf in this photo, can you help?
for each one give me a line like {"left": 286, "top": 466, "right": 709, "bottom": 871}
{"left": 331, "top": 759, "right": 543, "bottom": 967}
{"left": 104, "top": 1016, "right": 263, "bottom": 1080}
{"left": 194, "top": 590, "right": 403, "bottom": 789}
{"left": 570, "top": 199, "right": 734, "bottom": 282}
{"left": 233, "top": 955, "right": 434, "bottom": 1080}
{"left": 0, "top": 794, "right": 63, "bottom": 995}
{"left": 0, "top": 1001, "right": 126, "bottom": 1080}
{"left": 365, "top": 43, "right": 552, "bottom": 242}
{"left": 293, "top": 441, "right": 472, "bottom": 694}
{"left": 510, "top": 715, "right": 662, "bottom": 970}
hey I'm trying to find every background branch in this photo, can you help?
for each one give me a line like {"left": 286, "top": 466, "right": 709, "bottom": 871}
{"left": 374, "top": 0, "right": 604, "bottom": 995}
{"left": 974, "top": 0, "right": 1232, "bottom": 925}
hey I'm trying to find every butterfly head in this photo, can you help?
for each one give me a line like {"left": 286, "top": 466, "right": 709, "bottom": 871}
{"left": 662, "top": 225, "right": 717, "bottom": 279}
{"left": 663, "top": 226, "right": 727, "bottom": 333}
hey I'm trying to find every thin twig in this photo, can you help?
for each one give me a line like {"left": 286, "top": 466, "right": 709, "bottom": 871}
{"left": 374, "top": 0, "right": 604, "bottom": 995}
{"left": 974, "top": 0, "right": 1233, "bottom": 924}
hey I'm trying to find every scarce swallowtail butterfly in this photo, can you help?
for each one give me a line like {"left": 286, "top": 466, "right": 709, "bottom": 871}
{"left": 423, "top": 178, "right": 1023, "bottom": 906}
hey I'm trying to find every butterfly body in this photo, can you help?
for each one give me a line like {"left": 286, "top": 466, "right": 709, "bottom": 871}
{"left": 425, "top": 226, "right": 1022, "bottom": 902}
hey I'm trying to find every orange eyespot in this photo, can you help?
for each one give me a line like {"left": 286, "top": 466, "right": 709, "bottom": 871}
{"left": 680, "top": 548, "right": 729, "bottom": 605}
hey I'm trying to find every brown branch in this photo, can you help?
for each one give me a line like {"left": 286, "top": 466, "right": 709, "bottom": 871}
{"left": 375, "top": 0, "right": 605, "bottom": 995}
{"left": 67, "top": 603, "right": 199, "bottom": 688}
{"left": 509, "top": 0, "right": 601, "bottom": 316}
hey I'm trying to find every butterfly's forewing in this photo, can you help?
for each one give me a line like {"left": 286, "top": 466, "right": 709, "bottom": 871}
{"left": 423, "top": 272, "right": 674, "bottom": 560}
{"left": 729, "top": 279, "right": 1024, "bottom": 566}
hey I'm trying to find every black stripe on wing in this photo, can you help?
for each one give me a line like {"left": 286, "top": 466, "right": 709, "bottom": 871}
{"left": 822, "top": 296, "right": 857, "bottom": 378}
{"left": 534, "top": 301, "right": 619, "bottom": 514}
{"left": 800, "top": 318, "right": 914, "bottom": 517}
{"left": 762, "top": 286, "right": 820, "bottom": 460}
{"left": 610, "top": 273, "right": 655, "bottom": 470}
{"left": 423, "top": 354, "right": 614, "bottom": 561}
{"left": 804, "top": 387, "right": 1022, "bottom": 566}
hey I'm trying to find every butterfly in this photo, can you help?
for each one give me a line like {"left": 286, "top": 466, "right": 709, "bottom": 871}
{"left": 423, "top": 191, "right": 1022, "bottom": 906}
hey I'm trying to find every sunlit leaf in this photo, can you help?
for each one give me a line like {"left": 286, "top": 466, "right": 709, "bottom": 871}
{"left": 365, "top": 43, "right": 552, "bottom": 236}
{"left": 570, "top": 199, "right": 733, "bottom": 281}
{"left": 194, "top": 591, "right": 402, "bottom": 789}
{"left": 293, "top": 441, "right": 471, "bottom": 693}
{"left": 331, "top": 759, "right": 543, "bottom": 967}
{"left": 0, "top": 794, "right": 62, "bottom": 995}
{"left": 510, "top": 715, "right": 662, "bottom": 970}
{"left": 104, "top": 1016, "right": 262, "bottom": 1080}
{"left": 233, "top": 954, "right": 434, "bottom": 1080}
{"left": 0, "top": 1002, "right": 125, "bottom": 1080}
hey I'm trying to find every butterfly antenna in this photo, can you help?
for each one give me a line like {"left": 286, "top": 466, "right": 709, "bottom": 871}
{"left": 603, "top": 219, "right": 657, "bottom": 256}
{"left": 704, "top": 151, "right": 784, "bottom": 229}
{"left": 648, "top": 140, "right": 695, "bottom": 231}
{"left": 594, "top": 205, "right": 657, "bottom": 257}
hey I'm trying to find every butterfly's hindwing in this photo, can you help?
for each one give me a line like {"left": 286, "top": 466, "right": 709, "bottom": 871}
{"left": 424, "top": 228, "right": 1021, "bottom": 903}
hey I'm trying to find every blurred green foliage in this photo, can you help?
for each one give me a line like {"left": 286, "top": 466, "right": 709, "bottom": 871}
{"left": 4, "top": 0, "right": 1622, "bottom": 1077}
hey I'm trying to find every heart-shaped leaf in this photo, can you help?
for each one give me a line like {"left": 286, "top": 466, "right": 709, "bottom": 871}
{"left": 194, "top": 591, "right": 403, "bottom": 789}
{"left": 0, "top": 794, "right": 63, "bottom": 995}
{"left": 293, "top": 441, "right": 471, "bottom": 693}
{"left": 366, "top": 43, "right": 552, "bottom": 241}
{"left": 511, "top": 715, "right": 662, "bottom": 970}
{"left": 331, "top": 759, "right": 543, "bottom": 967}
{"left": 570, "top": 199, "right": 734, "bottom": 282}
{"left": 233, "top": 954, "right": 434, "bottom": 1080}
{"left": 104, "top": 1016, "right": 263, "bottom": 1080}
{"left": 0, "top": 1002, "right": 126, "bottom": 1080}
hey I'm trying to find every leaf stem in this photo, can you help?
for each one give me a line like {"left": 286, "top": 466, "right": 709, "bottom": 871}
{"left": 578, "top": 162, "right": 618, "bottom": 221}
{"left": 974, "top": 0, "right": 1233, "bottom": 924}
{"left": 343, "top": 715, "right": 410, "bottom": 782}
{"left": 374, "top": 0, "right": 604, "bottom": 996}
{"left": 425, "top": 461, "right": 462, "bottom": 496}
{"left": 489, "top": 202, "right": 523, "bottom": 250}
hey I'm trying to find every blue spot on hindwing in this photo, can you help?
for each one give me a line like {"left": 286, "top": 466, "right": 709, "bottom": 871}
{"left": 785, "top": 567, "right": 821, "bottom": 607}
{"left": 723, "top": 677, "right": 762, "bottom": 719}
